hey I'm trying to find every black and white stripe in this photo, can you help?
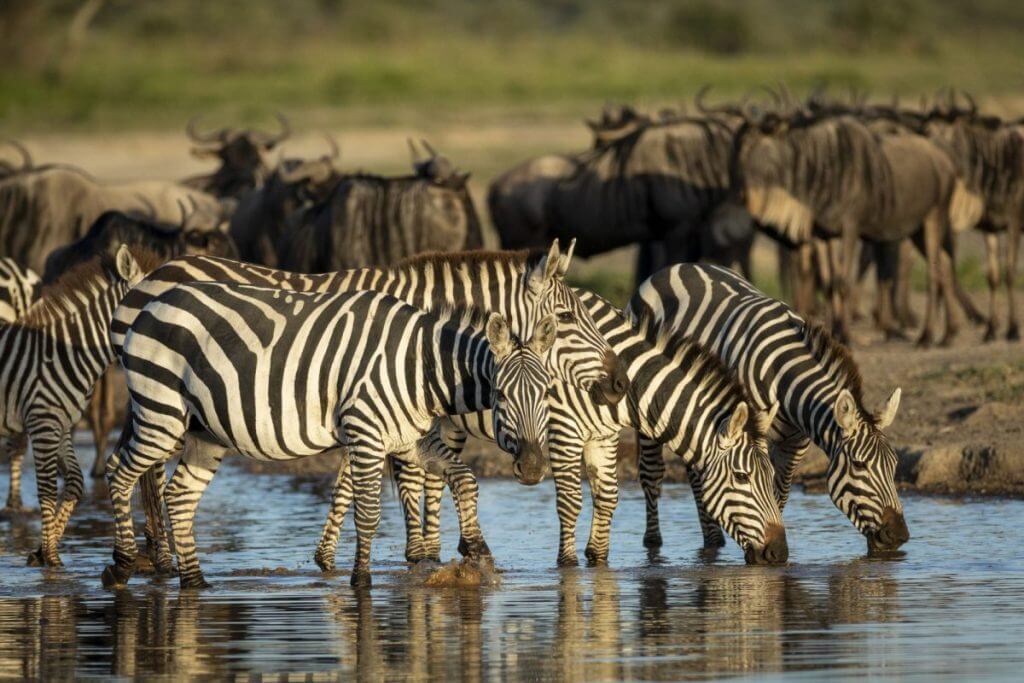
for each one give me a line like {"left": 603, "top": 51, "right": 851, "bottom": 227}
{"left": 103, "top": 285, "right": 555, "bottom": 589}
{"left": 0, "top": 246, "right": 145, "bottom": 566}
{"left": 628, "top": 264, "right": 909, "bottom": 554}
{"left": 331, "top": 290, "right": 789, "bottom": 567}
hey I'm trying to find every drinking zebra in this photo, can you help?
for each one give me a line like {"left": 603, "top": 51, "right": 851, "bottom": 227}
{"left": 0, "top": 246, "right": 155, "bottom": 566}
{"left": 628, "top": 264, "right": 909, "bottom": 554}
{"left": 0, "top": 257, "right": 41, "bottom": 513}
{"left": 103, "top": 285, "right": 556, "bottom": 589}
{"left": 319, "top": 290, "right": 789, "bottom": 568}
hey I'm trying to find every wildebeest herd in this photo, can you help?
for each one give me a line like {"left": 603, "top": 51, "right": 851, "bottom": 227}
{"left": 3, "top": 84, "right": 1019, "bottom": 587}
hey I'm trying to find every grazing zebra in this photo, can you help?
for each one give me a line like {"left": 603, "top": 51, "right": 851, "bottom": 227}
{"left": 0, "top": 246, "right": 154, "bottom": 566}
{"left": 110, "top": 243, "right": 626, "bottom": 577}
{"left": 319, "top": 290, "right": 789, "bottom": 568}
{"left": 628, "top": 264, "right": 909, "bottom": 554}
{"left": 0, "top": 258, "right": 41, "bottom": 512}
{"left": 103, "top": 285, "right": 556, "bottom": 589}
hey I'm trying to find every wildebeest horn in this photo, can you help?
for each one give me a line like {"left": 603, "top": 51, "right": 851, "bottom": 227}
{"left": 694, "top": 84, "right": 713, "bottom": 113}
{"left": 324, "top": 133, "right": 340, "bottom": 160}
{"left": 960, "top": 90, "right": 978, "bottom": 115}
{"left": 186, "top": 116, "right": 227, "bottom": 143}
{"left": 2, "top": 139, "right": 32, "bottom": 171}
{"left": 268, "top": 112, "right": 291, "bottom": 145}
{"left": 407, "top": 138, "right": 421, "bottom": 165}
{"left": 176, "top": 199, "right": 189, "bottom": 228}
{"left": 420, "top": 139, "right": 439, "bottom": 158}
{"left": 758, "top": 84, "right": 783, "bottom": 109}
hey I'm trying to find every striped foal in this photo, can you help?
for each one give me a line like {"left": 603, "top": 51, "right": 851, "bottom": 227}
{"left": 629, "top": 264, "right": 908, "bottom": 554}
{"left": 103, "top": 285, "right": 556, "bottom": 589}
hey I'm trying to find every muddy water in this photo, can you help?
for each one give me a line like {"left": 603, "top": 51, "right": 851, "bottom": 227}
{"left": 1, "top": 449, "right": 1022, "bottom": 681}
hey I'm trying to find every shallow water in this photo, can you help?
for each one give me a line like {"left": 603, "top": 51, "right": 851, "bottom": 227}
{"left": 1, "top": 446, "right": 1023, "bottom": 681}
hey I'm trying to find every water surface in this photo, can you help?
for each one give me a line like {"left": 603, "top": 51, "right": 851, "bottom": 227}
{"left": 1, "top": 449, "right": 1022, "bottom": 680}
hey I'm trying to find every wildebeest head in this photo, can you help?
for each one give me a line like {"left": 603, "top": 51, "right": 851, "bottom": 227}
{"left": 175, "top": 200, "right": 239, "bottom": 258}
{"left": 275, "top": 134, "right": 345, "bottom": 204}
{"left": 408, "top": 139, "right": 470, "bottom": 189}
{"left": 187, "top": 113, "right": 291, "bottom": 194}
{"left": 586, "top": 103, "right": 652, "bottom": 147}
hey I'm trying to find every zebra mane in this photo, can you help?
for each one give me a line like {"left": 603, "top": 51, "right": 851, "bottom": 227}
{"left": 632, "top": 311, "right": 767, "bottom": 441}
{"left": 14, "top": 247, "right": 162, "bottom": 329}
{"left": 800, "top": 319, "right": 870, "bottom": 417}
{"left": 396, "top": 248, "right": 543, "bottom": 272}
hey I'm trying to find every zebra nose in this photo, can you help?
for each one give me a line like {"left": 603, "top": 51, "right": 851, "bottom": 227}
{"left": 744, "top": 523, "right": 788, "bottom": 565}
{"left": 592, "top": 350, "right": 629, "bottom": 406}
{"left": 873, "top": 507, "right": 910, "bottom": 550}
{"left": 513, "top": 442, "right": 548, "bottom": 486}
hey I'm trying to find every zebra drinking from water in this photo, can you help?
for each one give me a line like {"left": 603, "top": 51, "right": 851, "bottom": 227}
{"left": 320, "top": 290, "right": 789, "bottom": 568}
{"left": 628, "top": 264, "right": 909, "bottom": 554}
{"left": 103, "top": 285, "right": 557, "bottom": 589}
{"left": 0, "top": 246, "right": 154, "bottom": 566}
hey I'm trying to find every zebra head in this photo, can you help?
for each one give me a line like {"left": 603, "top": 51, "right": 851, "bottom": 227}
{"left": 700, "top": 401, "right": 788, "bottom": 565}
{"left": 528, "top": 240, "right": 629, "bottom": 406}
{"left": 830, "top": 388, "right": 908, "bottom": 554}
{"left": 485, "top": 312, "right": 555, "bottom": 485}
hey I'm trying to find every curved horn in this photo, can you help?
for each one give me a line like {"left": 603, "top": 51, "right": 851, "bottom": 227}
{"left": 268, "top": 112, "right": 291, "bottom": 145}
{"left": 407, "top": 138, "right": 421, "bottom": 165}
{"left": 961, "top": 90, "right": 978, "bottom": 115}
{"left": 420, "top": 138, "right": 438, "bottom": 158}
{"left": 323, "top": 132, "right": 340, "bottom": 160}
{"left": 694, "top": 84, "right": 713, "bottom": 113}
{"left": 176, "top": 198, "right": 189, "bottom": 228}
{"left": 758, "top": 84, "right": 783, "bottom": 109}
{"left": 2, "top": 139, "right": 32, "bottom": 171}
{"left": 186, "top": 115, "right": 226, "bottom": 143}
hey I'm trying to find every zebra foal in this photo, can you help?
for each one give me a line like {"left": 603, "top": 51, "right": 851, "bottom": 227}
{"left": 103, "top": 285, "right": 557, "bottom": 589}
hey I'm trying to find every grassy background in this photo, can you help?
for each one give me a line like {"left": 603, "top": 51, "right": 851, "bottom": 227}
{"left": 3, "top": 0, "right": 1024, "bottom": 133}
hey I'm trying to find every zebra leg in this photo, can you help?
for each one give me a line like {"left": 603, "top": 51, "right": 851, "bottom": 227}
{"left": 2, "top": 435, "right": 28, "bottom": 513}
{"left": 314, "top": 451, "right": 353, "bottom": 573}
{"left": 163, "top": 434, "right": 228, "bottom": 589}
{"left": 101, "top": 416, "right": 182, "bottom": 589}
{"left": 349, "top": 445, "right": 387, "bottom": 588}
{"left": 141, "top": 464, "right": 176, "bottom": 576}
{"left": 26, "top": 421, "right": 69, "bottom": 567}
{"left": 392, "top": 457, "right": 429, "bottom": 563}
{"left": 420, "top": 444, "right": 489, "bottom": 560}
{"left": 549, "top": 438, "right": 585, "bottom": 566}
{"left": 637, "top": 437, "right": 666, "bottom": 548}
{"left": 685, "top": 465, "right": 726, "bottom": 549}
{"left": 422, "top": 472, "right": 446, "bottom": 562}
{"left": 583, "top": 435, "right": 620, "bottom": 566}
{"left": 50, "top": 431, "right": 85, "bottom": 551}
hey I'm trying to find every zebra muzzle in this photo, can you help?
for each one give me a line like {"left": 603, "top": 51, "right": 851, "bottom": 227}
{"left": 591, "top": 350, "right": 629, "bottom": 406}
{"left": 512, "top": 442, "right": 548, "bottom": 486}
{"left": 868, "top": 507, "right": 910, "bottom": 553}
{"left": 744, "top": 523, "right": 789, "bottom": 565}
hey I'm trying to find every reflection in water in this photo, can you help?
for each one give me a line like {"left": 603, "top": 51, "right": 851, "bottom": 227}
{"left": 0, "top": 471, "right": 1022, "bottom": 679}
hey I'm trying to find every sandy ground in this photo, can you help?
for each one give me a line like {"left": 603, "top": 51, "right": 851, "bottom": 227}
{"left": 15, "top": 127, "right": 1023, "bottom": 497}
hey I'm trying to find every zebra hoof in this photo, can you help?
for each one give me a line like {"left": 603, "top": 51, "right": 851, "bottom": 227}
{"left": 425, "top": 552, "right": 441, "bottom": 563}
{"left": 179, "top": 574, "right": 211, "bottom": 590}
{"left": 314, "top": 550, "right": 336, "bottom": 573}
{"left": 557, "top": 554, "right": 578, "bottom": 568}
{"left": 457, "top": 536, "right": 470, "bottom": 557}
{"left": 27, "top": 549, "right": 62, "bottom": 568}
{"left": 350, "top": 569, "right": 372, "bottom": 589}
{"left": 101, "top": 564, "right": 133, "bottom": 589}
{"left": 643, "top": 531, "right": 663, "bottom": 549}
{"left": 584, "top": 548, "right": 608, "bottom": 567}
{"left": 405, "top": 548, "right": 428, "bottom": 564}
{"left": 0, "top": 504, "right": 30, "bottom": 518}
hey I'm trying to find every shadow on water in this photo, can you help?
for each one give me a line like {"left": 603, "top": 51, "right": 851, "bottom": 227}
{"left": 1, "top": 456, "right": 1024, "bottom": 679}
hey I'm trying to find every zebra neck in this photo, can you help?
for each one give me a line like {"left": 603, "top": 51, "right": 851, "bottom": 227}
{"left": 794, "top": 381, "right": 848, "bottom": 456}
{"left": 421, "top": 324, "right": 494, "bottom": 417}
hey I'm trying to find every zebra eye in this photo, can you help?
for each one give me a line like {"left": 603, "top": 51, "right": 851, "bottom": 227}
{"left": 547, "top": 386, "right": 557, "bottom": 398}
{"left": 557, "top": 311, "right": 574, "bottom": 323}
{"left": 735, "top": 471, "right": 750, "bottom": 484}
{"left": 851, "top": 458, "right": 868, "bottom": 471}
{"left": 495, "top": 390, "right": 506, "bottom": 403}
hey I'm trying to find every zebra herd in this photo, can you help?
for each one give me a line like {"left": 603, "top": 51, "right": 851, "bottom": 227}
{"left": 0, "top": 235, "right": 909, "bottom": 588}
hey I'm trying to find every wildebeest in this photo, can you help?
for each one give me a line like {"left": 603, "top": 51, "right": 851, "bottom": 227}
{"left": 229, "top": 136, "right": 345, "bottom": 266}
{"left": 41, "top": 208, "right": 239, "bottom": 478}
{"left": 277, "top": 142, "right": 483, "bottom": 271}
{"left": 181, "top": 113, "right": 291, "bottom": 199}
{"left": 491, "top": 94, "right": 755, "bottom": 286}
{"left": 729, "top": 105, "right": 960, "bottom": 344}
{"left": 0, "top": 165, "right": 225, "bottom": 272}
{"left": 0, "top": 140, "right": 32, "bottom": 179}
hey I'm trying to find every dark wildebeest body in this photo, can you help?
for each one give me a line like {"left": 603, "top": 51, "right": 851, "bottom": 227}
{"left": 41, "top": 210, "right": 239, "bottom": 478}
{"left": 732, "top": 112, "right": 958, "bottom": 344}
{"left": 0, "top": 166, "right": 222, "bottom": 273}
{"left": 278, "top": 172, "right": 483, "bottom": 272}
{"left": 492, "top": 113, "right": 755, "bottom": 286}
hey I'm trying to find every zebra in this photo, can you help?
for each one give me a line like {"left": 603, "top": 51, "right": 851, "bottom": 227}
{"left": 102, "top": 284, "right": 557, "bottom": 589}
{"left": 317, "top": 290, "right": 790, "bottom": 568}
{"left": 110, "top": 242, "right": 626, "bottom": 574}
{"left": 0, "top": 246, "right": 154, "bottom": 566}
{"left": 0, "top": 257, "right": 41, "bottom": 512}
{"left": 628, "top": 264, "right": 909, "bottom": 554}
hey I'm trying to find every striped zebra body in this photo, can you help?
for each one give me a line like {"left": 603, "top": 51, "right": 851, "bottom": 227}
{"left": 628, "top": 264, "right": 909, "bottom": 553}
{"left": 105, "top": 284, "right": 555, "bottom": 589}
{"left": 0, "top": 247, "right": 147, "bottom": 566}
{"left": 0, "top": 257, "right": 41, "bottom": 512}
{"left": 325, "top": 290, "right": 789, "bottom": 567}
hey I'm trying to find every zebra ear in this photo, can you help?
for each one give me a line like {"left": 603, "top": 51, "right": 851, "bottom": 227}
{"left": 527, "top": 313, "right": 558, "bottom": 356}
{"left": 834, "top": 389, "right": 860, "bottom": 435}
{"left": 485, "top": 313, "right": 514, "bottom": 361}
{"left": 556, "top": 239, "right": 576, "bottom": 277}
{"left": 876, "top": 387, "right": 901, "bottom": 429}
{"left": 114, "top": 244, "right": 141, "bottom": 284}
{"left": 529, "top": 240, "right": 562, "bottom": 294}
{"left": 718, "top": 401, "right": 749, "bottom": 448}
{"left": 755, "top": 401, "right": 779, "bottom": 434}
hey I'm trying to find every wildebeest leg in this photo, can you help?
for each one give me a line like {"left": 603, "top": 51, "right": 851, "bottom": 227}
{"left": 915, "top": 218, "right": 941, "bottom": 347}
{"left": 794, "top": 242, "right": 818, "bottom": 316}
{"left": 582, "top": 435, "right": 620, "bottom": 566}
{"left": 937, "top": 216, "right": 962, "bottom": 346}
{"left": 821, "top": 237, "right": 848, "bottom": 342}
{"left": 848, "top": 240, "right": 866, "bottom": 322}
{"left": 874, "top": 241, "right": 904, "bottom": 340}
{"left": 896, "top": 239, "right": 918, "bottom": 329}
{"left": 635, "top": 241, "right": 668, "bottom": 288}
{"left": 2, "top": 435, "right": 28, "bottom": 513}
{"left": 637, "top": 437, "right": 666, "bottom": 548}
{"left": 1005, "top": 220, "right": 1021, "bottom": 341}
{"left": 984, "top": 233, "right": 1001, "bottom": 341}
